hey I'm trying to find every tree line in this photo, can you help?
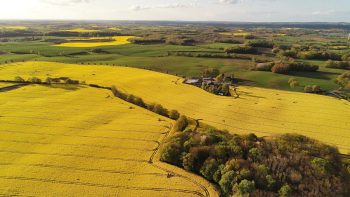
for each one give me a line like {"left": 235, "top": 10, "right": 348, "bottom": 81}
{"left": 161, "top": 127, "right": 350, "bottom": 196}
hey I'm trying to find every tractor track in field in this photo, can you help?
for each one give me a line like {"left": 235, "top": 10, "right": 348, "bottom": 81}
{"left": 0, "top": 84, "right": 213, "bottom": 196}
{"left": 0, "top": 115, "right": 162, "bottom": 126}
{"left": 0, "top": 121, "right": 166, "bottom": 134}
{"left": 148, "top": 124, "right": 211, "bottom": 197}
{"left": 0, "top": 163, "right": 166, "bottom": 177}
{"left": 0, "top": 129, "right": 161, "bottom": 145}
{"left": 0, "top": 176, "right": 205, "bottom": 197}
{"left": 0, "top": 150, "right": 149, "bottom": 163}
{"left": 0, "top": 139, "right": 156, "bottom": 152}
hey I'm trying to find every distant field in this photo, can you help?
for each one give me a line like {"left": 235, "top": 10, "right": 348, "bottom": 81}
{"left": 0, "top": 83, "right": 14, "bottom": 88}
{"left": 61, "top": 28, "right": 100, "bottom": 33}
{"left": 1, "top": 61, "right": 349, "bottom": 153}
{"left": 0, "top": 26, "right": 27, "bottom": 30}
{"left": 54, "top": 36, "right": 135, "bottom": 47}
{"left": 0, "top": 84, "right": 215, "bottom": 196}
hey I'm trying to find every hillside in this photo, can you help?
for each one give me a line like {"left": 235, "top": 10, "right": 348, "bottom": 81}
{"left": 0, "top": 61, "right": 349, "bottom": 153}
{"left": 0, "top": 84, "right": 216, "bottom": 196}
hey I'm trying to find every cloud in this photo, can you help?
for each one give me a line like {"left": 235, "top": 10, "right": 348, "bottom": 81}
{"left": 130, "top": 3, "right": 197, "bottom": 11}
{"left": 218, "top": 0, "right": 240, "bottom": 4}
{"left": 311, "top": 9, "right": 335, "bottom": 16}
{"left": 42, "top": 0, "right": 90, "bottom": 6}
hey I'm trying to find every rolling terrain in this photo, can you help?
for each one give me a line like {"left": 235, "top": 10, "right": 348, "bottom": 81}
{"left": 0, "top": 84, "right": 216, "bottom": 196}
{"left": 1, "top": 61, "right": 349, "bottom": 153}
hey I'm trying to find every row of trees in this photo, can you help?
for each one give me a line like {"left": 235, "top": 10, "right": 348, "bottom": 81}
{"left": 325, "top": 60, "right": 350, "bottom": 70}
{"left": 274, "top": 47, "right": 344, "bottom": 61}
{"left": 110, "top": 86, "right": 181, "bottom": 120}
{"left": 254, "top": 61, "right": 319, "bottom": 74}
{"left": 161, "top": 128, "right": 350, "bottom": 196}
{"left": 13, "top": 76, "right": 80, "bottom": 85}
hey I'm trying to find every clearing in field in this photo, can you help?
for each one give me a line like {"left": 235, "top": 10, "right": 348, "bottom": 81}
{"left": 55, "top": 36, "right": 135, "bottom": 47}
{"left": 0, "top": 84, "right": 215, "bottom": 196}
{"left": 0, "top": 61, "right": 349, "bottom": 153}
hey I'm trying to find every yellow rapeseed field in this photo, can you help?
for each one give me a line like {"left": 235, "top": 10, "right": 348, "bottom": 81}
{"left": 55, "top": 36, "right": 135, "bottom": 47}
{"left": 0, "top": 26, "right": 27, "bottom": 30}
{"left": 219, "top": 32, "right": 252, "bottom": 37}
{"left": 0, "top": 84, "right": 216, "bottom": 196}
{"left": 0, "top": 61, "right": 349, "bottom": 154}
{"left": 0, "top": 83, "right": 14, "bottom": 88}
{"left": 61, "top": 28, "right": 100, "bottom": 33}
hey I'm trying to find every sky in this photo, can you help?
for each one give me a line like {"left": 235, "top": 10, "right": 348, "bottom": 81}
{"left": 0, "top": 0, "right": 349, "bottom": 22}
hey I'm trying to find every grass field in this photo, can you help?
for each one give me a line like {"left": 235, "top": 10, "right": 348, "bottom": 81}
{"left": 54, "top": 36, "right": 135, "bottom": 47}
{"left": 0, "top": 61, "right": 349, "bottom": 153}
{"left": 0, "top": 84, "right": 216, "bottom": 196}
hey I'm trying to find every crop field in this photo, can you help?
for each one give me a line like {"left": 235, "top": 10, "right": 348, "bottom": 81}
{"left": 0, "top": 83, "right": 14, "bottom": 88}
{"left": 55, "top": 36, "right": 135, "bottom": 47}
{"left": 1, "top": 61, "right": 349, "bottom": 153}
{"left": 0, "top": 26, "right": 27, "bottom": 30}
{"left": 61, "top": 28, "right": 100, "bottom": 33}
{"left": 0, "top": 84, "right": 216, "bottom": 196}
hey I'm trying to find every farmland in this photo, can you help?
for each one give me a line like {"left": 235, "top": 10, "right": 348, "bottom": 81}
{"left": 55, "top": 36, "right": 135, "bottom": 47}
{"left": 0, "top": 20, "right": 349, "bottom": 196}
{"left": 1, "top": 61, "right": 349, "bottom": 153}
{"left": 0, "top": 84, "right": 217, "bottom": 196}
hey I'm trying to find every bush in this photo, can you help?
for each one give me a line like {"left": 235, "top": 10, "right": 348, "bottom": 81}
{"left": 225, "top": 45, "right": 258, "bottom": 54}
{"left": 169, "top": 110, "right": 180, "bottom": 120}
{"left": 174, "top": 115, "right": 188, "bottom": 131}
{"left": 255, "top": 63, "right": 274, "bottom": 71}
{"left": 28, "top": 77, "right": 42, "bottom": 83}
{"left": 202, "top": 68, "right": 220, "bottom": 77}
{"left": 235, "top": 179, "right": 256, "bottom": 195}
{"left": 247, "top": 40, "right": 274, "bottom": 48}
{"left": 336, "top": 72, "right": 350, "bottom": 90}
{"left": 14, "top": 76, "right": 25, "bottom": 82}
{"left": 111, "top": 85, "right": 127, "bottom": 100}
{"left": 324, "top": 60, "right": 350, "bottom": 70}
{"left": 152, "top": 104, "right": 168, "bottom": 117}
{"left": 298, "top": 51, "right": 341, "bottom": 60}
{"left": 271, "top": 62, "right": 290, "bottom": 74}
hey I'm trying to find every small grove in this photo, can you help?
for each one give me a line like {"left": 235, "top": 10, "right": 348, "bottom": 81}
{"left": 161, "top": 121, "right": 350, "bottom": 197}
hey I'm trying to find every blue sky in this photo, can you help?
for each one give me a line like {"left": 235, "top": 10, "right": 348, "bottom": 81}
{"left": 0, "top": 0, "right": 349, "bottom": 22}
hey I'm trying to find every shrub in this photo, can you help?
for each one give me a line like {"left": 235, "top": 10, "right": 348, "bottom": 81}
{"left": 298, "top": 51, "right": 341, "bottom": 60}
{"left": 235, "top": 179, "right": 256, "bottom": 195}
{"left": 225, "top": 45, "right": 258, "bottom": 54}
{"left": 279, "top": 184, "right": 292, "bottom": 197}
{"left": 202, "top": 68, "right": 220, "bottom": 77}
{"left": 255, "top": 63, "right": 274, "bottom": 71}
{"left": 336, "top": 72, "right": 350, "bottom": 90}
{"left": 169, "top": 110, "right": 180, "bottom": 120}
{"left": 14, "top": 76, "right": 25, "bottom": 82}
{"left": 134, "top": 97, "right": 146, "bottom": 108}
{"left": 304, "top": 85, "right": 313, "bottom": 93}
{"left": 152, "top": 104, "right": 168, "bottom": 117}
{"left": 28, "top": 77, "right": 42, "bottom": 83}
{"left": 247, "top": 40, "right": 274, "bottom": 48}
{"left": 271, "top": 62, "right": 290, "bottom": 74}
{"left": 111, "top": 85, "right": 127, "bottom": 100}
{"left": 324, "top": 60, "right": 350, "bottom": 70}
{"left": 174, "top": 115, "right": 188, "bottom": 131}
{"left": 200, "top": 158, "right": 219, "bottom": 181}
